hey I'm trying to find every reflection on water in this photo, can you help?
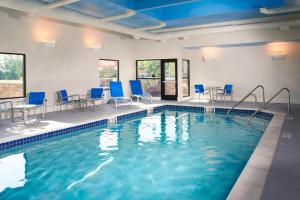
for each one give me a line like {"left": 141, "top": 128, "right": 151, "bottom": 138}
{"left": 138, "top": 116, "right": 162, "bottom": 143}
{"left": 181, "top": 114, "right": 190, "bottom": 142}
{"left": 99, "top": 129, "right": 119, "bottom": 151}
{"left": 0, "top": 153, "right": 26, "bottom": 192}
{"left": 137, "top": 112, "right": 191, "bottom": 144}
{"left": 165, "top": 114, "right": 177, "bottom": 142}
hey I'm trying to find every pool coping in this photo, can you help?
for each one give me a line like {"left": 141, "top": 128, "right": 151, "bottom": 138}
{"left": 227, "top": 112, "right": 285, "bottom": 200}
{"left": 0, "top": 103, "right": 285, "bottom": 200}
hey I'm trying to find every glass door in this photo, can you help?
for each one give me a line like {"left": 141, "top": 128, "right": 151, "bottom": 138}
{"left": 161, "top": 59, "right": 177, "bottom": 100}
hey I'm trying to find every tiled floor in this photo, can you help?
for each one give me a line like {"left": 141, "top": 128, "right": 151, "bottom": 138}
{"left": 0, "top": 99, "right": 298, "bottom": 199}
{"left": 0, "top": 100, "right": 277, "bottom": 144}
{"left": 0, "top": 101, "right": 160, "bottom": 143}
{"left": 261, "top": 104, "right": 300, "bottom": 200}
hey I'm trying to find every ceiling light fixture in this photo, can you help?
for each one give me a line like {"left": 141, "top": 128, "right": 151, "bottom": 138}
{"left": 260, "top": 6, "right": 300, "bottom": 15}
{"left": 136, "top": 22, "right": 166, "bottom": 31}
{"left": 97, "top": 10, "right": 135, "bottom": 23}
{"left": 44, "top": 0, "right": 80, "bottom": 9}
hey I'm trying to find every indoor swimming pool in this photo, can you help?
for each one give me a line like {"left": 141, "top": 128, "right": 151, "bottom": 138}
{"left": 0, "top": 108, "right": 271, "bottom": 200}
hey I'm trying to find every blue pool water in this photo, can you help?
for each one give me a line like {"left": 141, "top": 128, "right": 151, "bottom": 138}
{"left": 0, "top": 111, "right": 270, "bottom": 200}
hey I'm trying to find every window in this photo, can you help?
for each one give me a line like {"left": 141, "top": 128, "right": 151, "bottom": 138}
{"left": 136, "top": 60, "right": 161, "bottom": 97}
{"left": 182, "top": 60, "right": 190, "bottom": 97}
{"left": 0, "top": 53, "right": 26, "bottom": 99}
{"left": 99, "top": 59, "right": 119, "bottom": 87}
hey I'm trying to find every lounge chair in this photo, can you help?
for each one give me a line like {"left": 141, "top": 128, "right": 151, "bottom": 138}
{"left": 88, "top": 88, "right": 104, "bottom": 108}
{"left": 57, "top": 89, "right": 80, "bottom": 111}
{"left": 129, "top": 80, "right": 152, "bottom": 103}
{"left": 194, "top": 84, "right": 209, "bottom": 101}
{"left": 216, "top": 84, "right": 233, "bottom": 101}
{"left": 109, "top": 81, "right": 132, "bottom": 108}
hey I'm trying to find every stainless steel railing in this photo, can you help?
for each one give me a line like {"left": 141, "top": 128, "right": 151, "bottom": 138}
{"left": 226, "top": 85, "right": 265, "bottom": 117}
{"left": 248, "top": 88, "right": 291, "bottom": 123}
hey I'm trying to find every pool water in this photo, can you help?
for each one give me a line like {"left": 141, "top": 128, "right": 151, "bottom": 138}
{"left": 0, "top": 111, "right": 270, "bottom": 200}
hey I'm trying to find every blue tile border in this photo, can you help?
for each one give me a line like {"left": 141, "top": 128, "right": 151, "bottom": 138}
{"left": 0, "top": 119, "right": 108, "bottom": 151}
{"left": 0, "top": 105, "right": 274, "bottom": 152}
{"left": 153, "top": 105, "right": 205, "bottom": 113}
{"left": 215, "top": 108, "right": 274, "bottom": 119}
{"left": 117, "top": 110, "right": 147, "bottom": 122}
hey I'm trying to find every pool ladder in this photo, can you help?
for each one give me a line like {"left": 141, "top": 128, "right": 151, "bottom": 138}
{"left": 226, "top": 85, "right": 266, "bottom": 117}
{"left": 226, "top": 85, "right": 291, "bottom": 125}
{"left": 248, "top": 88, "right": 291, "bottom": 123}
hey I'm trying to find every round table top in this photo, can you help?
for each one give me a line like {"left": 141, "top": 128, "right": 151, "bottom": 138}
{"left": 14, "top": 104, "right": 38, "bottom": 109}
{"left": 206, "top": 86, "right": 221, "bottom": 89}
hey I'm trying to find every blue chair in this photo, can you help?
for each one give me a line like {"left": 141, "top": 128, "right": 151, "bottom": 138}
{"left": 194, "top": 84, "right": 209, "bottom": 101}
{"left": 28, "top": 92, "right": 46, "bottom": 118}
{"left": 57, "top": 90, "right": 80, "bottom": 111}
{"left": 88, "top": 88, "right": 104, "bottom": 108}
{"left": 217, "top": 84, "right": 233, "bottom": 101}
{"left": 129, "top": 80, "right": 152, "bottom": 103}
{"left": 109, "top": 81, "right": 132, "bottom": 108}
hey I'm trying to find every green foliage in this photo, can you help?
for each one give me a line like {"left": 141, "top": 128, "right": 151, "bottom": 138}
{"left": 137, "top": 60, "right": 161, "bottom": 78}
{"left": 0, "top": 54, "right": 24, "bottom": 80}
{"left": 99, "top": 68, "right": 117, "bottom": 78}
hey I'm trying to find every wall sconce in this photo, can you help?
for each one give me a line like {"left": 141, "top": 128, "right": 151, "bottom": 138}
{"left": 87, "top": 44, "right": 102, "bottom": 52}
{"left": 202, "top": 54, "right": 214, "bottom": 62}
{"left": 271, "top": 51, "right": 285, "bottom": 60}
{"left": 40, "top": 39, "right": 56, "bottom": 48}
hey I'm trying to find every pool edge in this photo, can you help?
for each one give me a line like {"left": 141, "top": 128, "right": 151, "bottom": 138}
{"left": 0, "top": 103, "right": 283, "bottom": 200}
{"left": 226, "top": 112, "right": 285, "bottom": 200}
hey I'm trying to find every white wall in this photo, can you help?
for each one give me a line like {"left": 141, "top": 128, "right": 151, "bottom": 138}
{"left": 1, "top": 7, "right": 300, "bottom": 110}
{"left": 0, "top": 9, "right": 135, "bottom": 111}
{"left": 133, "top": 28, "right": 300, "bottom": 104}
{"left": 183, "top": 43, "right": 300, "bottom": 103}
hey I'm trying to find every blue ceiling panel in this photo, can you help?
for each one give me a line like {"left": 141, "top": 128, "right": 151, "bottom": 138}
{"left": 140, "top": 0, "right": 285, "bottom": 21}
{"left": 41, "top": 0, "right": 129, "bottom": 18}
{"left": 38, "top": 0, "right": 300, "bottom": 31}
{"left": 109, "top": 0, "right": 203, "bottom": 11}
{"left": 163, "top": 11, "right": 271, "bottom": 28}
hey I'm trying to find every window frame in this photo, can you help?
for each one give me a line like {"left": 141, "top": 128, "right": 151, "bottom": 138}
{"left": 182, "top": 59, "right": 190, "bottom": 97}
{"left": 0, "top": 52, "right": 26, "bottom": 100}
{"left": 98, "top": 59, "right": 120, "bottom": 86}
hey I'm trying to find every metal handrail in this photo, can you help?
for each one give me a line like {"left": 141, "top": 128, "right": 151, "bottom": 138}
{"left": 248, "top": 88, "right": 291, "bottom": 123}
{"left": 226, "top": 85, "right": 265, "bottom": 117}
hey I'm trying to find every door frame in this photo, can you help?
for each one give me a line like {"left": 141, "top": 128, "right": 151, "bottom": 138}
{"left": 161, "top": 59, "right": 178, "bottom": 100}
{"left": 182, "top": 59, "right": 190, "bottom": 97}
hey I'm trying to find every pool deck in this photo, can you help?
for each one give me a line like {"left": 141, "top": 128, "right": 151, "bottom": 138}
{"left": 0, "top": 100, "right": 298, "bottom": 199}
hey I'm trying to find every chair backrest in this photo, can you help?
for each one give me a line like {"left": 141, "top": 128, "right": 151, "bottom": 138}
{"left": 194, "top": 84, "right": 204, "bottom": 93}
{"left": 110, "top": 81, "right": 124, "bottom": 97}
{"left": 90, "top": 88, "right": 104, "bottom": 99}
{"left": 129, "top": 80, "right": 143, "bottom": 95}
{"left": 28, "top": 92, "right": 45, "bottom": 105}
{"left": 224, "top": 84, "right": 233, "bottom": 94}
{"left": 59, "top": 90, "right": 69, "bottom": 103}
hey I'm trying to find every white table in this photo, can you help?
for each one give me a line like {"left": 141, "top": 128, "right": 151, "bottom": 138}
{"left": 14, "top": 104, "right": 38, "bottom": 123}
{"left": 206, "top": 86, "right": 221, "bottom": 102}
